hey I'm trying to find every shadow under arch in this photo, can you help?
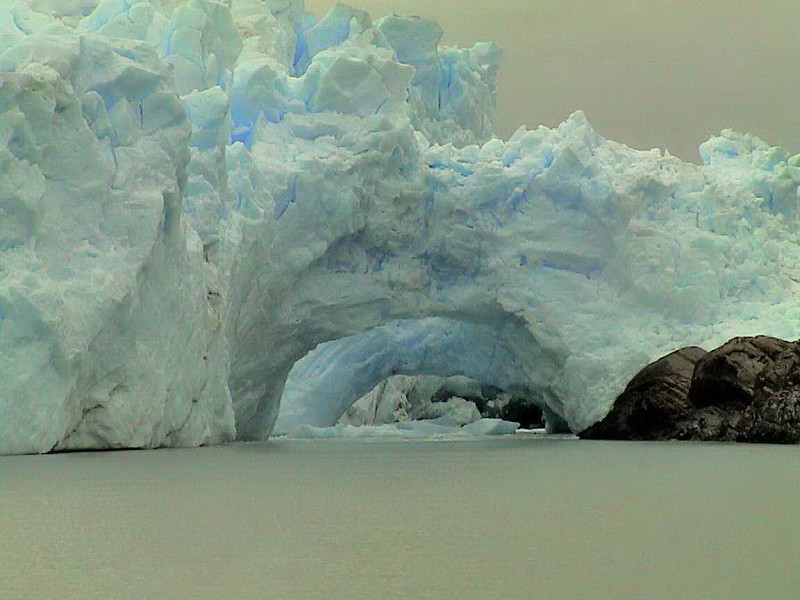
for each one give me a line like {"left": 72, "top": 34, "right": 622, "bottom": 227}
{"left": 268, "top": 316, "right": 567, "bottom": 435}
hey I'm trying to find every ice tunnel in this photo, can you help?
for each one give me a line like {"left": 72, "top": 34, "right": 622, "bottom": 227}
{"left": 271, "top": 316, "right": 563, "bottom": 434}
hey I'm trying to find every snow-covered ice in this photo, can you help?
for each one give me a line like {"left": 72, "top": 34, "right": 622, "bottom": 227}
{"left": 1, "top": 0, "right": 799, "bottom": 454}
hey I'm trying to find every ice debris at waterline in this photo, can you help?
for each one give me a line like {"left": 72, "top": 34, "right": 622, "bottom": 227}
{"left": 1, "top": 0, "right": 799, "bottom": 455}
{"left": 279, "top": 371, "right": 545, "bottom": 433}
{"left": 283, "top": 418, "right": 522, "bottom": 441}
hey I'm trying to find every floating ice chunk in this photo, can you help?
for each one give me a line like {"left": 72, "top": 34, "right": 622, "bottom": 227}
{"left": 285, "top": 422, "right": 462, "bottom": 440}
{"left": 415, "top": 397, "right": 482, "bottom": 426}
{"left": 462, "top": 419, "right": 520, "bottom": 436}
{"left": 286, "top": 418, "right": 519, "bottom": 440}
{"left": 394, "top": 419, "right": 461, "bottom": 434}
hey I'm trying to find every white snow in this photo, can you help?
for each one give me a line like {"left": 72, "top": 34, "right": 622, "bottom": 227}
{"left": 1, "top": 0, "right": 799, "bottom": 454}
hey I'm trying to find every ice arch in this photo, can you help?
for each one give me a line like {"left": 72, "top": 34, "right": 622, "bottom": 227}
{"left": 272, "top": 317, "right": 562, "bottom": 434}
{"left": 222, "top": 104, "right": 800, "bottom": 441}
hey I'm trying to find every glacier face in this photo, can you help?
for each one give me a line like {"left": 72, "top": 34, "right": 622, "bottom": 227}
{"left": 1, "top": 0, "right": 799, "bottom": 454}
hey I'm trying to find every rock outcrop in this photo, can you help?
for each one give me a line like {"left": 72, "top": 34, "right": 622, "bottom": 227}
{"left": 578, "top": 347, "right": 706, "bottom": 440}
{"left": 581, "top": 336, "right": 800, "bottom": 444}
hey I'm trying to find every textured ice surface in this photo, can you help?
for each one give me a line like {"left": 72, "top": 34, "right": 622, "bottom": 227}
{"left": 284, "top": 417, "right": 518, "bottom": 440}
{"left": 462, "top": 418, "right": 519, "bottom": 436}
{"left": 335, "top": 374, "right": 496, "bottom": 429}
{"left": 336, "top": 374, "right": 452, "bottom": 427}
{"left": 414, "top": 397, "right": 482, "bottom": 427}
{"left": 336, "top": 375, "right": 418, "bottom": 427}
{"left": 1, "top": 0, "right": 799, "bottom": 454}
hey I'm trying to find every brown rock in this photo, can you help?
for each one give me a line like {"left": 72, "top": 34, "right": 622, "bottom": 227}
{"left": 581, "top": 336, "right": 800, "bottom": 444}
{"left": 688, "top": 336, "right": 796, "bottom": 410}
{"left": 580, "top": 346, "right": 706, "bottom": 440}
{"left": 680, "top": 336, "right": 800, "bottom": 443}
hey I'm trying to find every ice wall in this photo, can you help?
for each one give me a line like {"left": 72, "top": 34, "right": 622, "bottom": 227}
{"left": 1, "top": 0, "right": 798, "bottom": 454}
{"left": 0, "top": 22, "right": 234, "bottom": 453}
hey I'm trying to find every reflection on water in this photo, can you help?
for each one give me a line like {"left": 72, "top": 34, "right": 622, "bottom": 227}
{"left": 2, "top": 437, "right": 798, "bottom": 599}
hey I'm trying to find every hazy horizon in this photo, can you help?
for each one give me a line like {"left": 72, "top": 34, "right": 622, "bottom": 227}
{"left": 306, "top": 0, "right": 799, "bottom": 163}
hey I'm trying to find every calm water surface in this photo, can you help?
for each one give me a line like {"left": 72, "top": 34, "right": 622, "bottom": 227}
{"left": 2, "top": 436, "right": 798, "bottom": 599}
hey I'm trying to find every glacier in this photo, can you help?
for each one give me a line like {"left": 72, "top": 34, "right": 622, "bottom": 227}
{"left": 1, "top": 0, "right": 798, "bottom": 454}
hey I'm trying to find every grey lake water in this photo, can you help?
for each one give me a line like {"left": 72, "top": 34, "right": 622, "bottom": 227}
{"left": 2, "top": 436, "right": 798, "bottom": 599}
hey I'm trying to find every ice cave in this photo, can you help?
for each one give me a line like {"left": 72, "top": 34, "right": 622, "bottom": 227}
{"left": 1, "top": 0, "right": 799, "bottom": 454}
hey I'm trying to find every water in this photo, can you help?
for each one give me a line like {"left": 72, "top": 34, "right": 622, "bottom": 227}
{"left": 2, "top": 436, "right": 798, "bottom": 599}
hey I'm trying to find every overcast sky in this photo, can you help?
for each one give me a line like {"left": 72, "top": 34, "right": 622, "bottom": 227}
{"left": 305, "top": 0, "right": 799, "bottom": 162}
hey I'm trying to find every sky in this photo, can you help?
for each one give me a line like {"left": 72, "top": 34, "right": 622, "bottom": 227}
{"left": 305, "top": 0, "right": 799, "bottom": 162}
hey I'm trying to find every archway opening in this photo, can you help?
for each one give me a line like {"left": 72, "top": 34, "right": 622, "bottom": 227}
{"left": 272, "top": 316, "right": 570, "bottom": 437}
{"left": 336, "top": 374, "right": 546, "bottom": 429}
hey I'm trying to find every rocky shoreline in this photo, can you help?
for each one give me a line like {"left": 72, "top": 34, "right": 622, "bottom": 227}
{"left": 580, "top": 336, "right": 800, "bottom": 444}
